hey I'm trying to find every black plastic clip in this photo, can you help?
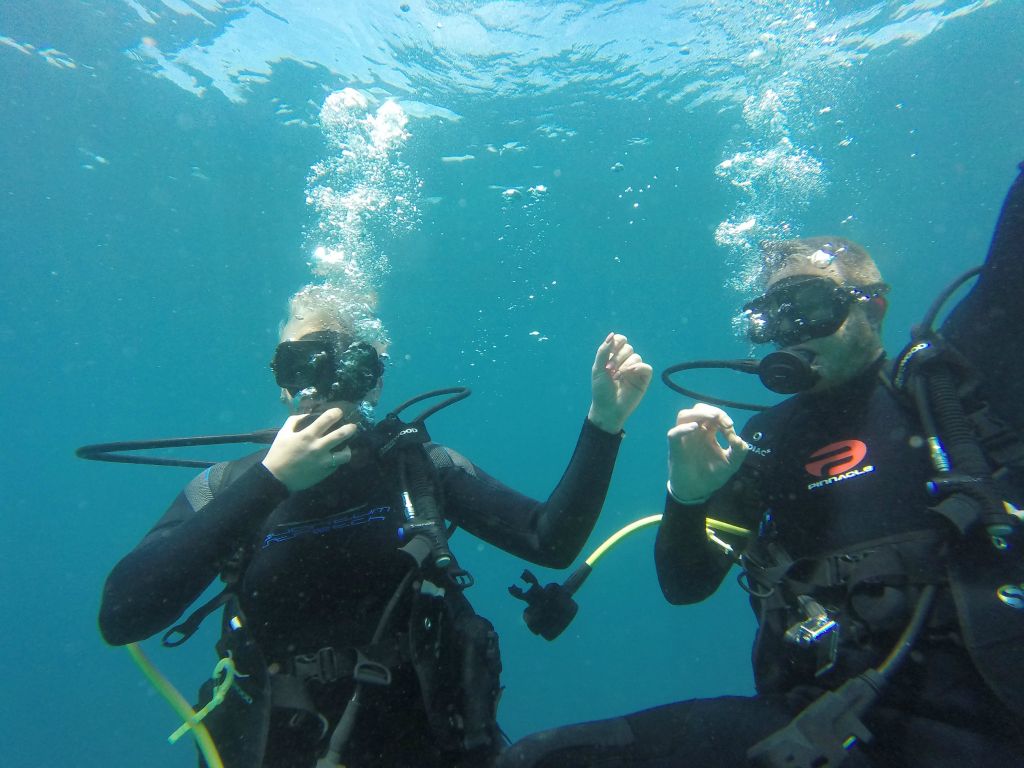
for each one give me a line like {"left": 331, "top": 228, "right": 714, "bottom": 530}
{"left": 353, "top": 651, "right": 392, "bottom": 686}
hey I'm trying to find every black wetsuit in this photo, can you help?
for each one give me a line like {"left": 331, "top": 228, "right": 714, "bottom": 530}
{"left": 497, "top": 165, "right": 1024, "bottom": 768}
{"left": 100, "top": 419, "right": 623, "bottom": 768}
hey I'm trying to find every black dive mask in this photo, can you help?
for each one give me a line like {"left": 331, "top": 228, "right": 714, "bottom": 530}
{"left": 744, "top": 276, "right": 888, "bottom": 348}
{"left": 270, "top": 331, "right": 385, "bottom": 403}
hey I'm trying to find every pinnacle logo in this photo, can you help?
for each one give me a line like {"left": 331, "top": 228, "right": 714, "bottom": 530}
{"left": 805, "top": 440, "right": 867, "bottom": 477}
{"left": 804, "top": 439, "right": 874, "bottom": 490}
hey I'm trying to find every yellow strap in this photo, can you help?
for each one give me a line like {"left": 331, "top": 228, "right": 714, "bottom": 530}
{"left": 125, "top": 643, "right": 226, "bottom": 768}
{"left": 168, "top": 655, "right": 236, "bottom": 743}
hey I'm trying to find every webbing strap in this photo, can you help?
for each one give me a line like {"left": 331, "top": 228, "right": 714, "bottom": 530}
{"left": 163, "top": 589, "right": 234, "bottom": 647}
{"left": 285, "top": 642, "right": 406, "bottom": 685}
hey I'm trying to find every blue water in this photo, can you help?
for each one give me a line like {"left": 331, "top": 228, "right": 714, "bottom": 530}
{"left": 1, "top": 1, "right": 1022, "bottom": 765}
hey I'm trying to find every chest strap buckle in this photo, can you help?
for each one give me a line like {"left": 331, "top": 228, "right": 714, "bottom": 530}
{"left": 353, "top": 650, "right": 392, "bottom": 686}
{"left": 290, "top": 644, "right": 400, "bottom": 687}
{"left": 292, "top": 647, "right": 350, "bottom": 685}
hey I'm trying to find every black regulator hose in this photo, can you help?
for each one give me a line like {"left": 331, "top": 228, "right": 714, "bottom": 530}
{"left": 923, "top": 364, "right": 1013, "bottom": 539}
{"left": 661, "top": 350, "right": 819, "bottom": 410}
{"left": 661, "top": 359, "right": 769, "bottom": 412}
{"left": 895, "top": 262, "right": 1017, "bottom": 541}
{"left": 75, "top": 430, "right": 279, "bottom": 468}
{"left": 917, "top": 266, "right": 982, "bottom": 334}
{"left": 926, "top": 366, "right": 987, "bottom": 472}
{"left": 399, "top": 444, "right": 457, "bottom": 571}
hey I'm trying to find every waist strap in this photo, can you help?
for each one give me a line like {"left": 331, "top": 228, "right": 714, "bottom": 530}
{"left": 268, "top": 641, "right": 407, "bottom": 734}
{"left": 748, "top": 528, "right": 948, "bottom": 598}
{"left": 281, "top": 641, "right": 407, "bottom": 686}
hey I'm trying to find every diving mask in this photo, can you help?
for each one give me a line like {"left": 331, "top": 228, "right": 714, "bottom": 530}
{"left": 270, "top": 331, "right": 385, "bottom": 403}
{"left": 743, "top": 276, "right": 889, "bottom": 348}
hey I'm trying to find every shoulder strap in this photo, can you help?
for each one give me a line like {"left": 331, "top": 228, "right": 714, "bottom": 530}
{"left": 162, "top": 587, "right": 236, "bottom": 647}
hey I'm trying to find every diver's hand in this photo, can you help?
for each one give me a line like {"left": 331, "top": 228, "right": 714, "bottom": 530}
{"left": 667, "top": 403, "right": 749, "bottom": 503}
{"left": 588, "top": 333, "right": 653, "bottom": 434}
{"left": 262, "top": 408, "right": 358, "bottom": 492}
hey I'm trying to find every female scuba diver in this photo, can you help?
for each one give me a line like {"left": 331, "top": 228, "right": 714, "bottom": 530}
{"left": 98, "top": 282, "right": 652, "bottom": 768}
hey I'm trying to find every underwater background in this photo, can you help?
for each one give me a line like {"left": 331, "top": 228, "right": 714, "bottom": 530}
{"left": 2, "top": 1, "right": 1022, "bottom": 765}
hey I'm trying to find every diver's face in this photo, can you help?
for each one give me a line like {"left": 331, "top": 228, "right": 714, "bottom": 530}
{"left": 764, "top": 270, "right": 883, "bottom": 393}
{"left": 792, "top": 306, "right": 881, "bottom": 392}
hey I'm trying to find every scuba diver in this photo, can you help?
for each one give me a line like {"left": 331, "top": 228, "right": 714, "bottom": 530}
{"left": 497, "top": 163, "right": 1024, "bottom": 768}
{"left": 97, "top": 282, "right": 652, "bottom": 768}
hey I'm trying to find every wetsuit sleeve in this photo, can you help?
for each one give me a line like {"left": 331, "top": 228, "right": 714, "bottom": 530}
{"left": 655, "top": 409, "right": 767, "bottom": 605}
{"left": 434, "top": 419, "right": 623, "bottom": 569}
{"left": 98, "top": 456, "right": 288, "bottom": 646}
{"left": 942, "top": 162, "right": 1024, "bottom": 431}
{"left": 654, "top": 468, "right": 760, "bottom": 604}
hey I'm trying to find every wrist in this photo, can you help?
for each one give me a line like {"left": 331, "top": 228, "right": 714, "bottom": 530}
{"left": 255, "top": 460, "right": 291, "bottom": 496}
{"left": 587, "top": 404, "right": 624, "bottom": 435}
{"left": 667, "top": 480, "right": 710, "bottom": 505}
{"left": 261, "top": 458, "right": 294, "bottom": 492}
{"left": 261, "top": 456, "right": 280, "bottom": 479}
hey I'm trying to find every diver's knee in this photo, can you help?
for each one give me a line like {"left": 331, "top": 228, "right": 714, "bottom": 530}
{"left": 496, "top": 718, "right": 635, "bottom": 768}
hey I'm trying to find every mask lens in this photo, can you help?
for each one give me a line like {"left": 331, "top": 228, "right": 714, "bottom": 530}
{"left": 271, "top": 339, "right": 334, "bottom": 393}
{"left": 744, "top": 278, "right": 850, "bottom": 347}
{"left": 272, "top": 329, "right": 384, "bottom": 402}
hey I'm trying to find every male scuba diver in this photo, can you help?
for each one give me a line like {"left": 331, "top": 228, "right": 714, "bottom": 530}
{"left": 97, "top": 282, "right": 652, "bottom": 768}
{"left": 497, "top": 164, "right": 1024, "bottom": 768}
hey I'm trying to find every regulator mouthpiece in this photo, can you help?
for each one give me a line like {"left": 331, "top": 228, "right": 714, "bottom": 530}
{"left": 758, "top": 349, "right": 819, "bottom": 394}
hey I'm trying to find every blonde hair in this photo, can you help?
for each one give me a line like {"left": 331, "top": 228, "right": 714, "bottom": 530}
{"left": 760, "top": 236, "right": 883, "bottom": 287}
{"left": 280, "top": 282, "right": 389, "bottom": 347}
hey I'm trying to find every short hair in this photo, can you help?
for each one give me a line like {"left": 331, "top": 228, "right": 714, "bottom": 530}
{"left": 760, "top": 236, "right": 883, "bottom": 287}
